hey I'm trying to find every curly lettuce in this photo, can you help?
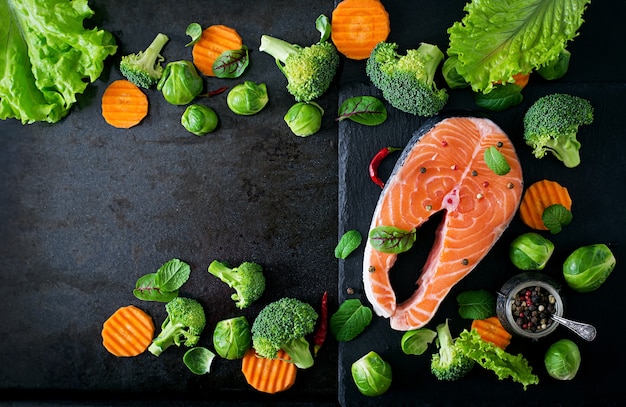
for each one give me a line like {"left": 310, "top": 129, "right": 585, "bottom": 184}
{"left": 0, "top": 0, "right": 117, "bottom": 124}
{"left": 456, "top": 329, "right": 539, "bottom": 390}
{"left": 446, "top": 0, "right": 591, "bottom": 93}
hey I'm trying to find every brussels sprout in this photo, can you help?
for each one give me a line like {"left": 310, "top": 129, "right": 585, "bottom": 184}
{"left": 284, "top": 101, "right": 324, "bottom": 137}
{"left": 226, "top": 81, "right": 269, "bottom": 115}
{"left": 181, "top": 104, "right": 218, "bottom": 136}
{"left": 351, "top": 351, "right": 392, "bottom": 397}
{"left": 509, "top": 232, "right": 555, "bottom": 270}
{"left": 562, "top": 243, "right": 616, "bottom": 292}
{"left": 212, "top": 316, "right": 251, "bottom": 360}
{"left": 544, "top": 339, "right": 581, "bottom": 380}
{"left": 183, "top": 347, "right": 215, "bottom": 375}
{"left": 157, "top": 60, "right": 203, "bottom": 105}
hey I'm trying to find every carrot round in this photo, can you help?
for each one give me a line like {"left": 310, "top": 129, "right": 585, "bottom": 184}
{"left": 192, "top": 24, "right": 243, "bottom": 76}
{"left": 471, "top": 316, "right": 512, "bottom": 350}
{"left": 519, "top": 179, "right": 572, "bottom": 230}
{"left": 101, "top": 79, "right": 148, "bottom": 128}
{"left": 102, "top": 305, "right": 155, "bottom": 357}
{"left": 241, "top": 348, "right": 297, "bottom": 394}
{"left": 331, "top": 0, "right": 391, "bottom": 60}
{"left": 511, "top": 73, "right": 530, "bottom": 89}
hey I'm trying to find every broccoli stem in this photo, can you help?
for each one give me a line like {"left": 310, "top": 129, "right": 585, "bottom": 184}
{"left": 542, "top": 136, "right": 581, "bottom": 168}
{"left": 259, "top": 35, "right": 300, "bottom": 65}
{"left": 148, "top": 319, "right": 179, "bottom": 356}
{"left": 416, "top": 43, "right": 445, "bottom": 87}
{"left": 282, "top": 336, "right": 314, "bottom": 369}
{"left": 142, "top": 33, "right": 169, "bottom": 64}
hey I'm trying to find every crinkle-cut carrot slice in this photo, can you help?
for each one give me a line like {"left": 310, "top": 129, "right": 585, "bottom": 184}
{"left": 102, "top": 305, "right": 154, "bottom": 357}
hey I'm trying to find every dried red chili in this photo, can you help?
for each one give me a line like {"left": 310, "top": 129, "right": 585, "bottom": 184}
{"left": 369, "top": 146, "right": 402, "bottom": 188}
{"left": 313, "top": 291, "right": 328, "bottom": 357}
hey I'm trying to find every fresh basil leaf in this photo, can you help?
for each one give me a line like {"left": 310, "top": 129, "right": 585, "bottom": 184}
{"left": 484, "top": 146, "right": 511, "bottom": 175}
{"left": 330, "top": 299, "right": 373, "bottom": 342}
{"left": 474, "top": 83, "right": 523, "bottom": 111}
{"left": 542, "top": 204, "right": 573, "bottom": 234}
{"left": 133, "top": 273, "right": 179, "bottom": 302}
{"left": 456, "top": 289, "right": 496, "bottom": 320}
{"left": 369, "top": 226, "right": 416, "bottom": 254}
{"left": 401, "top": 328, "right": 437, "bottom": 355}
{"left": 337, "top": 96, "right": 387, "bottom": 126}
{"left": 335, "top": 230, "right": 363, "bottom": 259}
{"left": 185, "top": 23, "right": 202, "bottom": 47}
{"left": 212, "top": 46, "right": 249, "bottom": 78}
{"left": 155, "top": 258, "right": 191, "bottom": 292}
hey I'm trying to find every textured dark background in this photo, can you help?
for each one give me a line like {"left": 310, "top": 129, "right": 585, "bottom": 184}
{"left": 1, "top": 0, "right": 338, "bottom": 405}
{"left": 2, "top": 0, "right": 626, "bottom": 406}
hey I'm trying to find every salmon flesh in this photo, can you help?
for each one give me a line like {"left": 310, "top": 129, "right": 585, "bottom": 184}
{"left": 363, "top": 116, "right": 523, "bottom": 331}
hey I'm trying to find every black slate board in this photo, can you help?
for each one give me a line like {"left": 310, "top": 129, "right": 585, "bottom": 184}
{"left": 338, "top": 1, "right": 626, "bottom": 406}
{"left": 0, "top": 1, "right": 339, "bottom": 405}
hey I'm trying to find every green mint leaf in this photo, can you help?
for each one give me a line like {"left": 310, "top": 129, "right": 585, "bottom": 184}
{"left": 456, "top": 289, "right": 496, "bottom": 320}
{"left": 185, "top": 23, "right": 202, "bottom": 47}
{"left": 542, "top": 204, "right": 573, "bottom": 234}
{"left": 335, "top": 229, "right": 363, "bottom": 259}
{"left": 155, "top": 258, "right": 191, "bottom": 292}
{"left": 369, "top": 226, "right": 416, "bottom": 254}
{"left": 330, "top": 299, "right": 373, "bottom": 342}
{"left": 337, "top": 96, "right": 387, "bottom": 126}
{"left": 212, "top": 46, "right": 249, "bottom": 78}
{"left": 133, "top": 273, "right": 179, "bottom": 302}
{"left": 474, "top": 83, "right": 523, "bottom": 111}
{"left": 484, "top": 145, "right": 511, "bottom": 175}
{"left": 316, "top": 14, "right": 331, "bottom": 43}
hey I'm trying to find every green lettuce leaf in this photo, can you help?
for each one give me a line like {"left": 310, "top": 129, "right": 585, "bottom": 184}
{"left": 456, "top": 329, "right": 539, "bottom": 390}
{"left": 0, "top": 0, "right": 117, "bottom": 123}
{"left": 446, "top": 0, "right": 590, "bottom": 93}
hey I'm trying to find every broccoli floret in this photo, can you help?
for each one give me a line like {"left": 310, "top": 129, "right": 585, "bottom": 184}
{"left": 431, "top": 319, "right": 474, "bottom": 381}
{"left": 120, "top": 33, "right": 169, "bottom": 89}
{"left": 148, "top": 296, "right": 206, "bottom": 356}
{"left": 259, "top": 16, "right": 339, "bottom": 102}
{"left": 251, "top": 297, "right": 318, "bottom": 369}
{"left": 523, "top": 93, "right": 594, "bottom": 168}
{"left": 366, "top": 41, "right": 449, "bottom": 117}
{"left": 208, "top": 260, "right": 265, "bottom": 309}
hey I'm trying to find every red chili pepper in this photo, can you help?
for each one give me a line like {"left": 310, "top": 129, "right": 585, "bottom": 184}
{"left": 313, "top": 291, "right": 328, "bottom": 357}
{"left": 369, "top": 146, "right": 402, "bottom": 189}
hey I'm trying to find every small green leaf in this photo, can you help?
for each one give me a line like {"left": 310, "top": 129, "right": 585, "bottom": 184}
{"left": 542, "top": 204, "right": 573, "bottom": 234}
{"left": 369, "top": 226, "right": 416, "bottom": 254}
{"left": 330, "top": 299, "right": 373, "bottom": 342}
{"left": 212, "top": 46, "right": 249, "bottom": 78}
{"left": 484, "top": 145, "right": 511, "bottom": 175}
{"left": 155, "top": 258, "right": 191, "bottom": 292}
{"left": 474, "top": 83, "right": 523, "bottom": 111}
{"left": 401, "top": 328, "right": 437, "bottom": 355}
{"left": 133, "top": 273, "right": 179, "bottom": 302}
{"left": 335, "top": 229, "right": 363, "bottom": 259}
{"left": 337, "top": 96, "right": 387, "bottom": 126}
{"left": 185, "top": 23, "right": 202, "bottom": 47}
{"left": 316, "top": 14, "right": 331, "bottom": 43}
{"left": 183, "top": 347, "right": 215, "bottom": 375}
{"left": 456, "top": 289, "right": 496, "bottom": 320}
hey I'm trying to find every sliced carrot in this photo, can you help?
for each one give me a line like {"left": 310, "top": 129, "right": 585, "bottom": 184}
{"left": 471, "top": 316, "right": 512, "bottom": 350}
{"left": 331, "top": 0, "right": 391, "bottom": 60}
{"left": 102, "top": 305, "right": 155, "bottom": 357}
{"left": 192, "top": 24, "right": 243, "bottom": 76}
{"left": 511, "top": 73, "right": 530, "bottom": 89}
{"left": 241, "top": 348, "right": 297, "bottom": 394}
{"left": 519, "top": 179, "right": 572, "bottom": 230}
{"left": 101, "top": 79, "right": 148, "bottom": 128}
{"left": 494, "top": 72, "right": 530, "bottom": 89}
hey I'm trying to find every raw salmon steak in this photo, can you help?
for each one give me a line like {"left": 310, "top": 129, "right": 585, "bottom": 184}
{"left": 363, "top": 116, "right": 523, "bottom": 331}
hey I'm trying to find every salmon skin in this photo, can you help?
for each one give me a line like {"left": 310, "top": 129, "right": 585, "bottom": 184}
{"left": 363, "top": 115, "right": 523, "bottom": 331}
